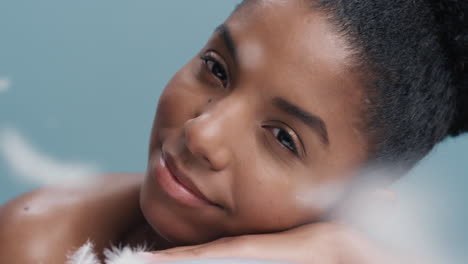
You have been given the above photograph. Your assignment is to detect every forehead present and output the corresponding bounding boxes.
[225,0,362,104]
[229,0,352,73]
[224,0,369,169]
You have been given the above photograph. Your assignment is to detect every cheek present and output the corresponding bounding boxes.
[230,162,323,233]
[152,61,211,135]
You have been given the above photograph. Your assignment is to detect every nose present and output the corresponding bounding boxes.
[183,98,242,171]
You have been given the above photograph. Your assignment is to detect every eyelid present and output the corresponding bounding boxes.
[200,50,230,87]
[263,121,306,158]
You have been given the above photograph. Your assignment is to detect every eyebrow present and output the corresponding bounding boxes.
[214,24,238,64]
[213,25,329,145]
[273,97,330,145]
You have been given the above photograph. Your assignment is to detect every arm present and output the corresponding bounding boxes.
[0,173,145,264]
[140,222,427,264]
[140,190,430,264]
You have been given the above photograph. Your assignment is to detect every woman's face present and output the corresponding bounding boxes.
[141,0,368,245]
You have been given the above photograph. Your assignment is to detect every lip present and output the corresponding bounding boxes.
[154,152,216,208]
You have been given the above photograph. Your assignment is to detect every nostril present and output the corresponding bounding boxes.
[203,156,211,165]
[200,154,220,171]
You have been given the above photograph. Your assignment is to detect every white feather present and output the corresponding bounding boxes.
[66,242,150,264]
[66,241,101,264]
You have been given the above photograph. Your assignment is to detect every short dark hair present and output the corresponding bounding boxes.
[238,0,468,172]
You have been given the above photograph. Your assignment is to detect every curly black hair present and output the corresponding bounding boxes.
[239,0,468,173]
[314,0,468,172]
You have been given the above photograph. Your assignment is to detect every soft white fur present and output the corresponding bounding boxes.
[66,241,151,264]
[66,242,292,264]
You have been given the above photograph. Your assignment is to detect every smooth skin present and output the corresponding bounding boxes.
[0,1,424,263]
[0,174,406,264]
[141,0,368,246]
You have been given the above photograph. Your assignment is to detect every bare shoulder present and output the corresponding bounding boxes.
[0,173,145,264]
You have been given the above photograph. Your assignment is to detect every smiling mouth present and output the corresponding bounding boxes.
[154,151,222,209]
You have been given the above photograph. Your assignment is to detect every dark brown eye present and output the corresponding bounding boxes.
[201,54,228,87]
[271,127,298,154]
[270,127,298,155]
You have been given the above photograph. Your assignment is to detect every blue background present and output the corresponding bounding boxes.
[0,0,466,262]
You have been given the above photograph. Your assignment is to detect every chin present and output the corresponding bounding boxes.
[139,173,219,246]
[140,203,218,246]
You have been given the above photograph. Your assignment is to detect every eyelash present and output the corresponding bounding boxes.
[263,124,301,156]
[200,52,302,158]
[200,51,229,88]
